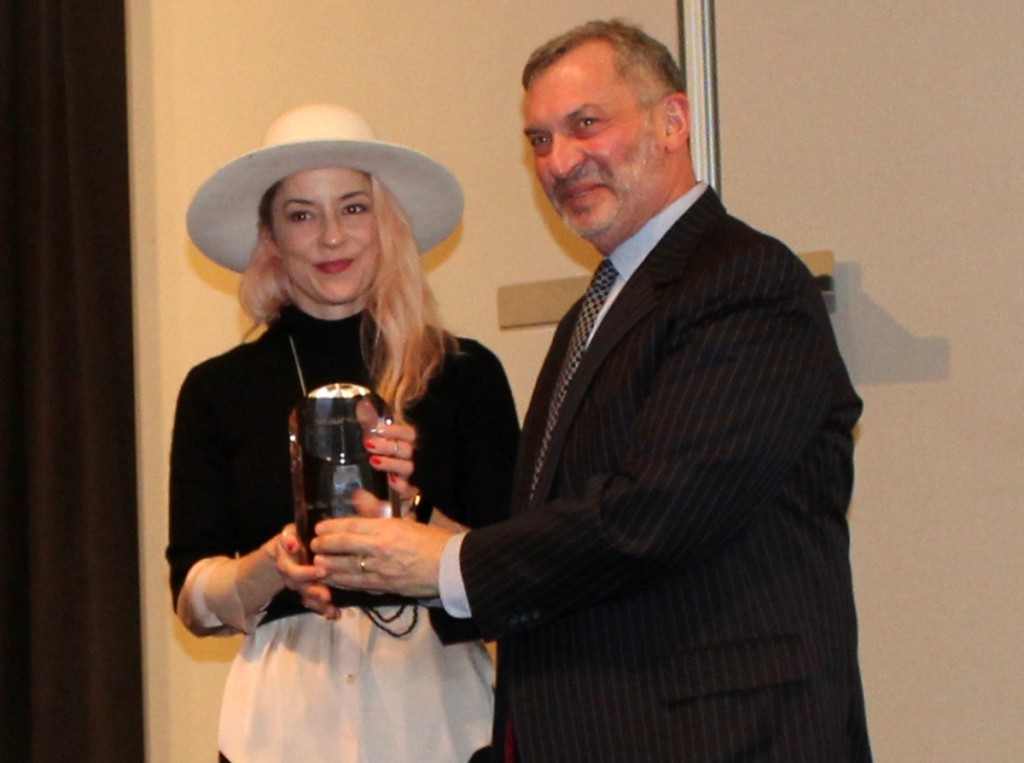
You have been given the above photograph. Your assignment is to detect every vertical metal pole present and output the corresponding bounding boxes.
[677,0,721,193]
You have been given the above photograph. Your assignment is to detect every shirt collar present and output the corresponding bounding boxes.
[608,182,709,281]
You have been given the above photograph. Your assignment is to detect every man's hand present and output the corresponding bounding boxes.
[310,491,453,599]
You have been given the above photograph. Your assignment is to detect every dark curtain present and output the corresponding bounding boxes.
[0,0,145,760]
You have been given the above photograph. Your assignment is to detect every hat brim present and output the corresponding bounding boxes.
[187,140,464,272]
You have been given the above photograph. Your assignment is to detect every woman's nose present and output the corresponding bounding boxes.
[320,215,344,247]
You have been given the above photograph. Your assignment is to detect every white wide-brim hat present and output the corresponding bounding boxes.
[186,103,464,272]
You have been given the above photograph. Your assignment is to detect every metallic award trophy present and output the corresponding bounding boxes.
[289,383,396,562]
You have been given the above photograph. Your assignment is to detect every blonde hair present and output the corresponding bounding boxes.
[239,176,455,419]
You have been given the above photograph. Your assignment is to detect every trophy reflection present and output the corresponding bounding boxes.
[289,383,396,562]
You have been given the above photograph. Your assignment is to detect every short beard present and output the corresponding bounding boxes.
[553,121,662,248]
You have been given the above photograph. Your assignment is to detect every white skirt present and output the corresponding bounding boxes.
[218,606,494,763]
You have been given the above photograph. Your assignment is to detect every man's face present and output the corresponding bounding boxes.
[524,41,674,254]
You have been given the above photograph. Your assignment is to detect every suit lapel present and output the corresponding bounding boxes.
[528,189,729,505]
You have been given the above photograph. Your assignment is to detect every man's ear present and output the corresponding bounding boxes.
[662,92,691,147]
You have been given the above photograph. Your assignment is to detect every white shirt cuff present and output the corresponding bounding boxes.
[438,532,473,619]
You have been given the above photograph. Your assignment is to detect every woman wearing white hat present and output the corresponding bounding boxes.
[167,104,519,763]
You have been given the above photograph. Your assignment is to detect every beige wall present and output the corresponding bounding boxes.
[127,2,678,761]
[127,2,1024,761]
[714,3,1024,761]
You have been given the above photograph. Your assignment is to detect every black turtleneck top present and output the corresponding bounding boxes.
[166,306,519,633]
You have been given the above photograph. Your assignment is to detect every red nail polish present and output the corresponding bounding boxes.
[388,474,397,483]
[364,439,375,451]
[369,456,382,466]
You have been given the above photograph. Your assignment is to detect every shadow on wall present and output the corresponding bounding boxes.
[832,262,950,386]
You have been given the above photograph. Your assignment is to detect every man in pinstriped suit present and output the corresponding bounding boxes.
[318,19,871,762]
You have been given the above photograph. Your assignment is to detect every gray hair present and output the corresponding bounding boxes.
[522,19,684,104]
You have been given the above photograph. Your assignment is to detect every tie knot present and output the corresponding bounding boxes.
[593,258,618,290]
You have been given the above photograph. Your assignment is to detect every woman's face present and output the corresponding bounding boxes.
[263,167,379,320]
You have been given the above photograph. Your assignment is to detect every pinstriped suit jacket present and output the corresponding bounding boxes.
[461,190,871,762]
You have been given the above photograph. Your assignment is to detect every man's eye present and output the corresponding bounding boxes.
[527,134,551,155]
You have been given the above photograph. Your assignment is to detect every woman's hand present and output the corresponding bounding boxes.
[266,525,339,620]
[364,421,418,501]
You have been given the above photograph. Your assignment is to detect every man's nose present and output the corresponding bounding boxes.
[546,136,584,179]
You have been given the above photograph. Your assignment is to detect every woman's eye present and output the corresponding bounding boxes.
[288,210,312,222]
[342,203,369,215]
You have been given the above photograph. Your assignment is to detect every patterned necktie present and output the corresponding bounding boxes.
[530,258,618,499]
